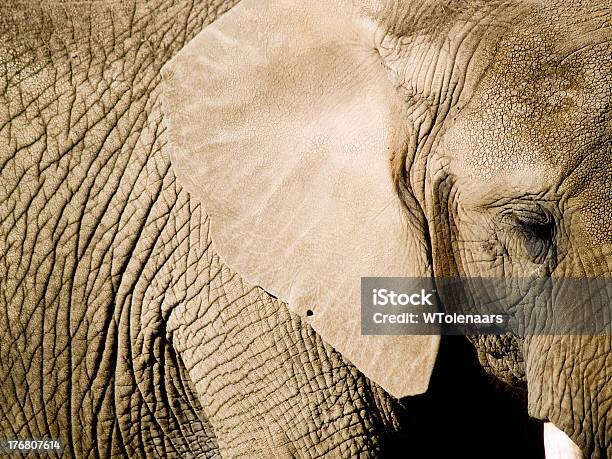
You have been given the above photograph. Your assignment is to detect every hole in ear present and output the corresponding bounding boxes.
[306,310,314,317]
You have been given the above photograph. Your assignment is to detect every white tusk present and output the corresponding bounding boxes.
[544,422,583,459]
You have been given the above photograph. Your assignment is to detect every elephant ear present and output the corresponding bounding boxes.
[160,0,439,398]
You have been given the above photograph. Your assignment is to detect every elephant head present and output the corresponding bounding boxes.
[161,0,611,456]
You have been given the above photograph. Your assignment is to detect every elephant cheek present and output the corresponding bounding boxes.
[544,423,583,459]
[524,336,611,458]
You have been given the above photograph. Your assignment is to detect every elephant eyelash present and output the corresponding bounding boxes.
[512,214,556,241]
[500,206,555,236]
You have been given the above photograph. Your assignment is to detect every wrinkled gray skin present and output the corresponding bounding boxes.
[0,1,609,458]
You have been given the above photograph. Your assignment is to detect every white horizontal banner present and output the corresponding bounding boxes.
[361,277,612,335]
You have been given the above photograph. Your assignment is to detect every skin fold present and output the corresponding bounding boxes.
[0,0,609,458]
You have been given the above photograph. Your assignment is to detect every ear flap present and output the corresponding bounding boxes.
[160,0,439,398]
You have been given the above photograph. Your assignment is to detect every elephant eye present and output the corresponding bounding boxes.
[515,214,555,241]
[503,209,556,264]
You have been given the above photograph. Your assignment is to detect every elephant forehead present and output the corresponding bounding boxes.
[439,8,612,242]
[445,12,611,183]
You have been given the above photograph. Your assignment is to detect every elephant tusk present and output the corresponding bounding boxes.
[544,422,583,459]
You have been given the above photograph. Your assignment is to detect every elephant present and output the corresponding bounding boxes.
[0,0,610,457]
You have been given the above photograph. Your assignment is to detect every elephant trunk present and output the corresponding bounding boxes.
[525,336,611,458]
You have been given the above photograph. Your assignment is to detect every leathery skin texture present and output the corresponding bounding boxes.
[0,1,230,456]
[0,0,607,458]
